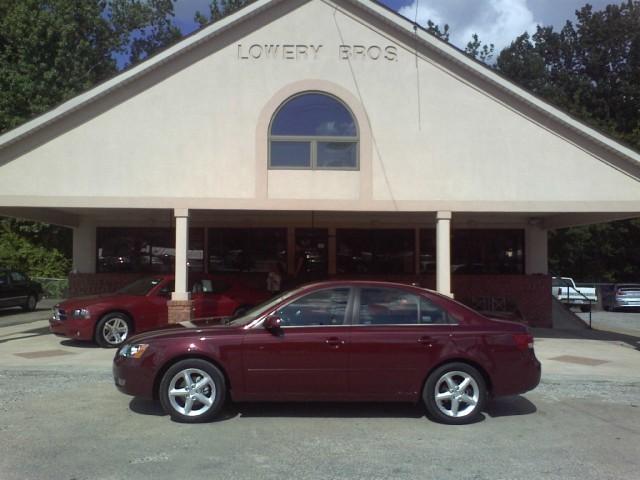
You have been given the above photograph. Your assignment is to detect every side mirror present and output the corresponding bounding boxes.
[263,315,282,332]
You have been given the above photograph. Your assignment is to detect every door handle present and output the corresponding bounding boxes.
[325,337,345,347]
[418,336,433,346]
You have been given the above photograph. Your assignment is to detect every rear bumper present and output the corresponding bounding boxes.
[492,353,541,397]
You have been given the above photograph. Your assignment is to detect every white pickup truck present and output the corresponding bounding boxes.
[552,277,597,312]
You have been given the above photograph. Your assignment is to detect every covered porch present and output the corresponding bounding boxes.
[5,206,634,327]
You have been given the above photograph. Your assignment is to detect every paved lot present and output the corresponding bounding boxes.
[0,309,639,480]
[576,310,640,337]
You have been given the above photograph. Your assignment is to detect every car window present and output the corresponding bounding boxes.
[357,288,451,325]
[0,273,8,286]
[192,279,229,294]
[275,288,350,327]
[10,272,26,282]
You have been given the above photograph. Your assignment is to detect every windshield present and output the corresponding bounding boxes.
[227,286,307,326]
[116,277,164,296]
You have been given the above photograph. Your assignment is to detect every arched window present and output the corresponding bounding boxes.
[269,92,359,170]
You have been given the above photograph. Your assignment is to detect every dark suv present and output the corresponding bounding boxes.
[0,270,43,312]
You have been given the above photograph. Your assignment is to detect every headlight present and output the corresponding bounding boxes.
[72,308,91,319]
[118,343,149,359]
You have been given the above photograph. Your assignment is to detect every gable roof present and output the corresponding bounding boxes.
[1,0,639,172]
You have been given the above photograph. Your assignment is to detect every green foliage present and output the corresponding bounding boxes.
[0,222,71,278]
[549,220,640,282]
[195,0,254,25]
[496,1,640,150]
[465,33,495,63]
[0,0,181,133]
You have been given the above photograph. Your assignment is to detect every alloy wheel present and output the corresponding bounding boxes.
[433,371,480,418]
[167,368,217,417]
[102,317,129,345]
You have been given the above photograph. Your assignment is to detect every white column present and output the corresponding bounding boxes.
[172,208,190,301]
[525,224,548,274]
[436,211,453,297]
[72,223,96,273]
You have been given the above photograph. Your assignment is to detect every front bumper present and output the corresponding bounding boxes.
[112,354,156,399]
[48,317,94,340]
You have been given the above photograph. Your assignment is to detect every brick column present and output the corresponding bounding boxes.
[167,299,194,324]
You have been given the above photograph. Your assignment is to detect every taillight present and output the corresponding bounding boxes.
[513,333,534,351]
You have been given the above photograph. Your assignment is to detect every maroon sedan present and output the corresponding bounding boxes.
[113,281,540,424]
[50,275,269,348]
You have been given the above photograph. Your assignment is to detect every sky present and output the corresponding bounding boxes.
[171,0,622,55]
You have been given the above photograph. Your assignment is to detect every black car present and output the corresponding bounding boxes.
[0,270,42,311]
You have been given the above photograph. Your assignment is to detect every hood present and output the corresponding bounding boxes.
[125,320,243,344]
[56,293,128,309]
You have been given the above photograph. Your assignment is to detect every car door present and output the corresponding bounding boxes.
[136,280,172,331]
[242,286,353,400]
[8,272,29,307]
[348,287,454,401]
[191,278,236,319]
[0,272,12,308]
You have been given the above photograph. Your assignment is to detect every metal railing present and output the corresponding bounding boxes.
[551,273,593,329]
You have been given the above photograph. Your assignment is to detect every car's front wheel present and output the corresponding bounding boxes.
[423,362,486,425]
[159,359,226,423]
[95,313,131,348]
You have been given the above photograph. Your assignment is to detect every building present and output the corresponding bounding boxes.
[1,0,639,326]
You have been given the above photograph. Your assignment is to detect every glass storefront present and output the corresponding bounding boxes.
[420,229,524,274]
[207,228,287,273]
[336,229,415,274]
[95,227,524,276]
[96,227,204,273]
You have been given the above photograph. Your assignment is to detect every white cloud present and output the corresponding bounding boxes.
[399,0,540,53]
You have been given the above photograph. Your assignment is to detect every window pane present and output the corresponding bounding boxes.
[420,297,449,324]
[358,288,419,325]
[97,227,204,273]
[271,93,356,136]
[316,142,357,168]
[295,228,328,279]
[270,141,311,168]
[420,229,524,274]
[276,288,350,326]
[207,228,287,273]
[337,229,414,274]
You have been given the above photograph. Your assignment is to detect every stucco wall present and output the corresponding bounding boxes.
[0,0,638,212]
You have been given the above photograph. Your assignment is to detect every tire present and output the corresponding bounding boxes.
[159,359,226,423]
[22,294,37,312]
[95,312,132,348]
[423,362,487,425]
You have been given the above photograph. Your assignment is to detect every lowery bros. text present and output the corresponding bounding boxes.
[237,44,398,61]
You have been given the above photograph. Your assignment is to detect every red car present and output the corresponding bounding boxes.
[113,281,541,425]
[50,275,269,348]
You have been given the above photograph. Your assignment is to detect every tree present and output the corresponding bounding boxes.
[465,33,495,63]
[496,1,640,150]
[195,0,254,25]
[0,219,71,277]
[495,1,640,282]
[0,0,181,133]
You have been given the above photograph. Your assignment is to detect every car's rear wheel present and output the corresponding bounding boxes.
[95,313,131,348]
[423,362,486,425]
[159,359,226,423]
[22,294,37,312]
